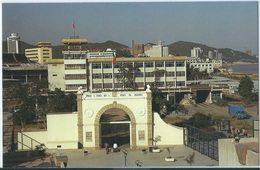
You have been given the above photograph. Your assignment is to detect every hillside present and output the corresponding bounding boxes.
[2,40,130,58]
[168,41,257,63]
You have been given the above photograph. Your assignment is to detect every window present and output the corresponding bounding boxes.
[103,73,112,79]
[115,83,123,88]
[134,72,143,77]
[103,63,112,69]
[166,72,175,77]
[166,81,175,87]
[86,132,92,142]
[155,61,164,67]
[144,62,154,67]
[92,83,102,89]
[145,72,154,77]
[135,62,143,68]
[65,64,86,70]
[155,82,164,87]
[176,61,185,67]
[138,130,145,141]
[176,81,185,86]
[176,71,185,76]
[92,63,101,69]
[104,83,112,88]
[155,71,164,77]
[52,73,57,77]
[65,74,86,80]
[92,74,102,79]
[165,61,175,67]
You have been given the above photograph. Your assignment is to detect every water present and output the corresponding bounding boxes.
[230,64,259,74]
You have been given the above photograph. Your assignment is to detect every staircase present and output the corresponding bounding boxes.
[3,119,19,153]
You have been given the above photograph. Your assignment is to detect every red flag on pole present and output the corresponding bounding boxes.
[112,56,117,65]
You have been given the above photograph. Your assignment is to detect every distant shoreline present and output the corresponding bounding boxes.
[224,62,258,67]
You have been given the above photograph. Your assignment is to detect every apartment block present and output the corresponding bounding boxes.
[25,41,52,64]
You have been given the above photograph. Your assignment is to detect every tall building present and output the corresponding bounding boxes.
[131,41,144,57]
[208,51,214,59]
[144,40,169,57]
[25,41,52,64]
[7,33,21,54]
[191,47,203,58]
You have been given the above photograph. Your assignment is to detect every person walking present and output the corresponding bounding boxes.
[105,143,109,154]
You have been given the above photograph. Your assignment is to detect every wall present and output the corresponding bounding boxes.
[18,131,47,150]
[218,137,258,166]
[48,61,65,91]
[153,112,184,145]
[246,150,259,166]
[47,113,78,149]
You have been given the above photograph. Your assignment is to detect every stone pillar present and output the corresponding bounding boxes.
[146,88,153,146]
[220,92,223,99]
[77,91,83,149]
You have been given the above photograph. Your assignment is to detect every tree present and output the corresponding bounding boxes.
[238,76,254,103]
[153,68,166,88]
[187,112,212,128]
[12,84,36,128]
[117,62,140,89]
[48,88,77,112]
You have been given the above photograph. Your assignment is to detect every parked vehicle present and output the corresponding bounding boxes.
[228,105,248,119]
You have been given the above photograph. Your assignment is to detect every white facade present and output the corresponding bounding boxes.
[144,44,169,57]
[191,47,202,58]
[190,62,214,73]
[48,59,65,91]
[48,57,187,92]
[7,33,20,54]
[87,49,116,58]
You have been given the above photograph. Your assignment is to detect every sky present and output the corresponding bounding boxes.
[2,2,258,54]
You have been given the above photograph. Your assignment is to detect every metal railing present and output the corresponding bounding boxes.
[18,132,46,150]
[183,124,224,161]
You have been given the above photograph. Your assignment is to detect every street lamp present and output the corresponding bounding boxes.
[121,149,128,167]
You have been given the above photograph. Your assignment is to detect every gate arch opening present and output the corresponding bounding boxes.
[94,102,137,149]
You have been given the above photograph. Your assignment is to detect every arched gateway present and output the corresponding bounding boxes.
[77,89,153,149]
[18,87,184,150]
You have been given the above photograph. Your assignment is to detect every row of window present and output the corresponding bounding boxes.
[65,64,86,70]
[92,71,185,79]
[92,61,185,69]
[65,84,87,90]
[65,74,86,80]
[64,54,87,59]
[91,81,185,89]
[192,64,212,67]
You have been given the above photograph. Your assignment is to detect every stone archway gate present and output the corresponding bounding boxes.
[77,89,153,149]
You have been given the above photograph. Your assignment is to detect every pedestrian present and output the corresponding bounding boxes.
[105,143,109,154]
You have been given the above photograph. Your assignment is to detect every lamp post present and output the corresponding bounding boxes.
[121,149,128,167]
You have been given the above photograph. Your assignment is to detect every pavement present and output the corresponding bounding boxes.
[47,145,218,168]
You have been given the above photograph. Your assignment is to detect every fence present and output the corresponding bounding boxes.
[184,124,224,161]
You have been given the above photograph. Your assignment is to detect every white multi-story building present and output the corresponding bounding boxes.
[191,47,203,58]
[7,33,20,54]
[189,62,214,73]
[48,37,187,92]
[144,40,169,57]
[49,57,187,92]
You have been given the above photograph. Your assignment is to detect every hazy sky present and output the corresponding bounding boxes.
[2,2,258,54]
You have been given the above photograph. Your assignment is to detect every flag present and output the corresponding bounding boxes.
[72,21,75,29]
[112,56,117,65]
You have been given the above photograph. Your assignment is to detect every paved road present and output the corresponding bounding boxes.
[48,145,218,168]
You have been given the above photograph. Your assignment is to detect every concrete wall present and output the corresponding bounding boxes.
[48,62,65,91]
[153,112,184,145]
[218,137,258,166]
[47,113,78,149]
[18,131,47,150]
